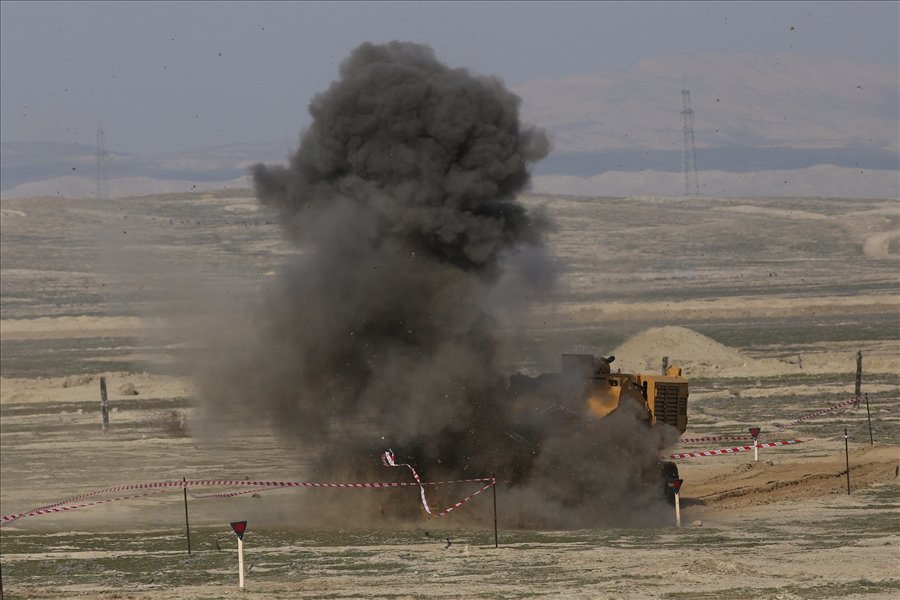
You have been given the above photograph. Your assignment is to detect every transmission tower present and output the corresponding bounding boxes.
[681,79,700,196]
[96,126,109,200]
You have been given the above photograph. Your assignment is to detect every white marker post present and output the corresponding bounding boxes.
[669,479,684,527]
[749,427,761,462]
[238,537,244,589]
[230,520,248,589]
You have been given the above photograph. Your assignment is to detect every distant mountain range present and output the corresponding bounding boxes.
[0,139,294,193]
[2,53,897,199]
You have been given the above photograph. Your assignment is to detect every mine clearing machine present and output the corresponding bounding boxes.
[509,353,689,498]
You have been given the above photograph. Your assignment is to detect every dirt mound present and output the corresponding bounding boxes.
[612,326,753,374]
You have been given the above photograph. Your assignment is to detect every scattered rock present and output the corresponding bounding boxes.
[62,374,94,388]
[690,520,703,528]
[118,383,139,395]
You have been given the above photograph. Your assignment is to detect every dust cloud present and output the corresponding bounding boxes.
[197,42,675,528]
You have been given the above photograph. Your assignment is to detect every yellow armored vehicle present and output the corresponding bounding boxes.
[507,353,688,501]
[571,354,689,433]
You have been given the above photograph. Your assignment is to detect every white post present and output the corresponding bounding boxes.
[749,428,761,463]
[674,491,682,528]
[238,537,245,588]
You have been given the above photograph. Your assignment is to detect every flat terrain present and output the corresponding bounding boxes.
[1,191,898,598]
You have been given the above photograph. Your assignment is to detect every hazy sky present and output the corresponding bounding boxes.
[2,1,897,154]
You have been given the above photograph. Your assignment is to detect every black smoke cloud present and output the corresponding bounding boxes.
[200,42,674,528]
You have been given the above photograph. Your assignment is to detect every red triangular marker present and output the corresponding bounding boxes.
[749,427,761,439]
[669,479,684,493]
[230,520,247,540]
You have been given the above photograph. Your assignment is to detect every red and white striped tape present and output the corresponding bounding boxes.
[666,439,804,460]
[766,397,858,436]
[433,479,495,517]
[380,450,497,517]
[678,435,754,444]
[1,452,495,526]
[187,486,283,500]
[382,449,432,515]
[679,397,859,447]
[1,489,172,527]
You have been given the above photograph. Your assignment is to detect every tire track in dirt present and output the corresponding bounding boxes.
[863,230,899,260]
[686,444,900,510]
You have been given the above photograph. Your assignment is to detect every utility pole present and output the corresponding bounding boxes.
[96,125,109,200]
[681,75,700,196]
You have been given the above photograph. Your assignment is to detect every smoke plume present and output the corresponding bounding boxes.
[199,42,675,528]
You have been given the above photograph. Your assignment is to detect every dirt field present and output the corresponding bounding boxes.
[1,191,898,598]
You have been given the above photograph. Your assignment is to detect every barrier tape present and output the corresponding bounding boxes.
[187,486,284,500]
[382,449,432,515]
[1,489,171,527]
[434,479,495,517]
[8,400,856,524]
[680,397,859,447]
[1,454,495,526]
[765,397,858,436]
[678,436,754,444]
[666,439,803,460]
[379,449,497,516]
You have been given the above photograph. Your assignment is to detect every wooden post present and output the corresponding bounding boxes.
[492,476,499,548]
[100,376,109,434]
[855,351,862,402]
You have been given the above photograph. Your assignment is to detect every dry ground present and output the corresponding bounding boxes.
[1,191,898,598]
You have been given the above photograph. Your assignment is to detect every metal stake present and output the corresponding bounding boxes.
[844,427,851,495]
[864,393,874,445]
[492,476,499,548]
[183,477,192,554]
